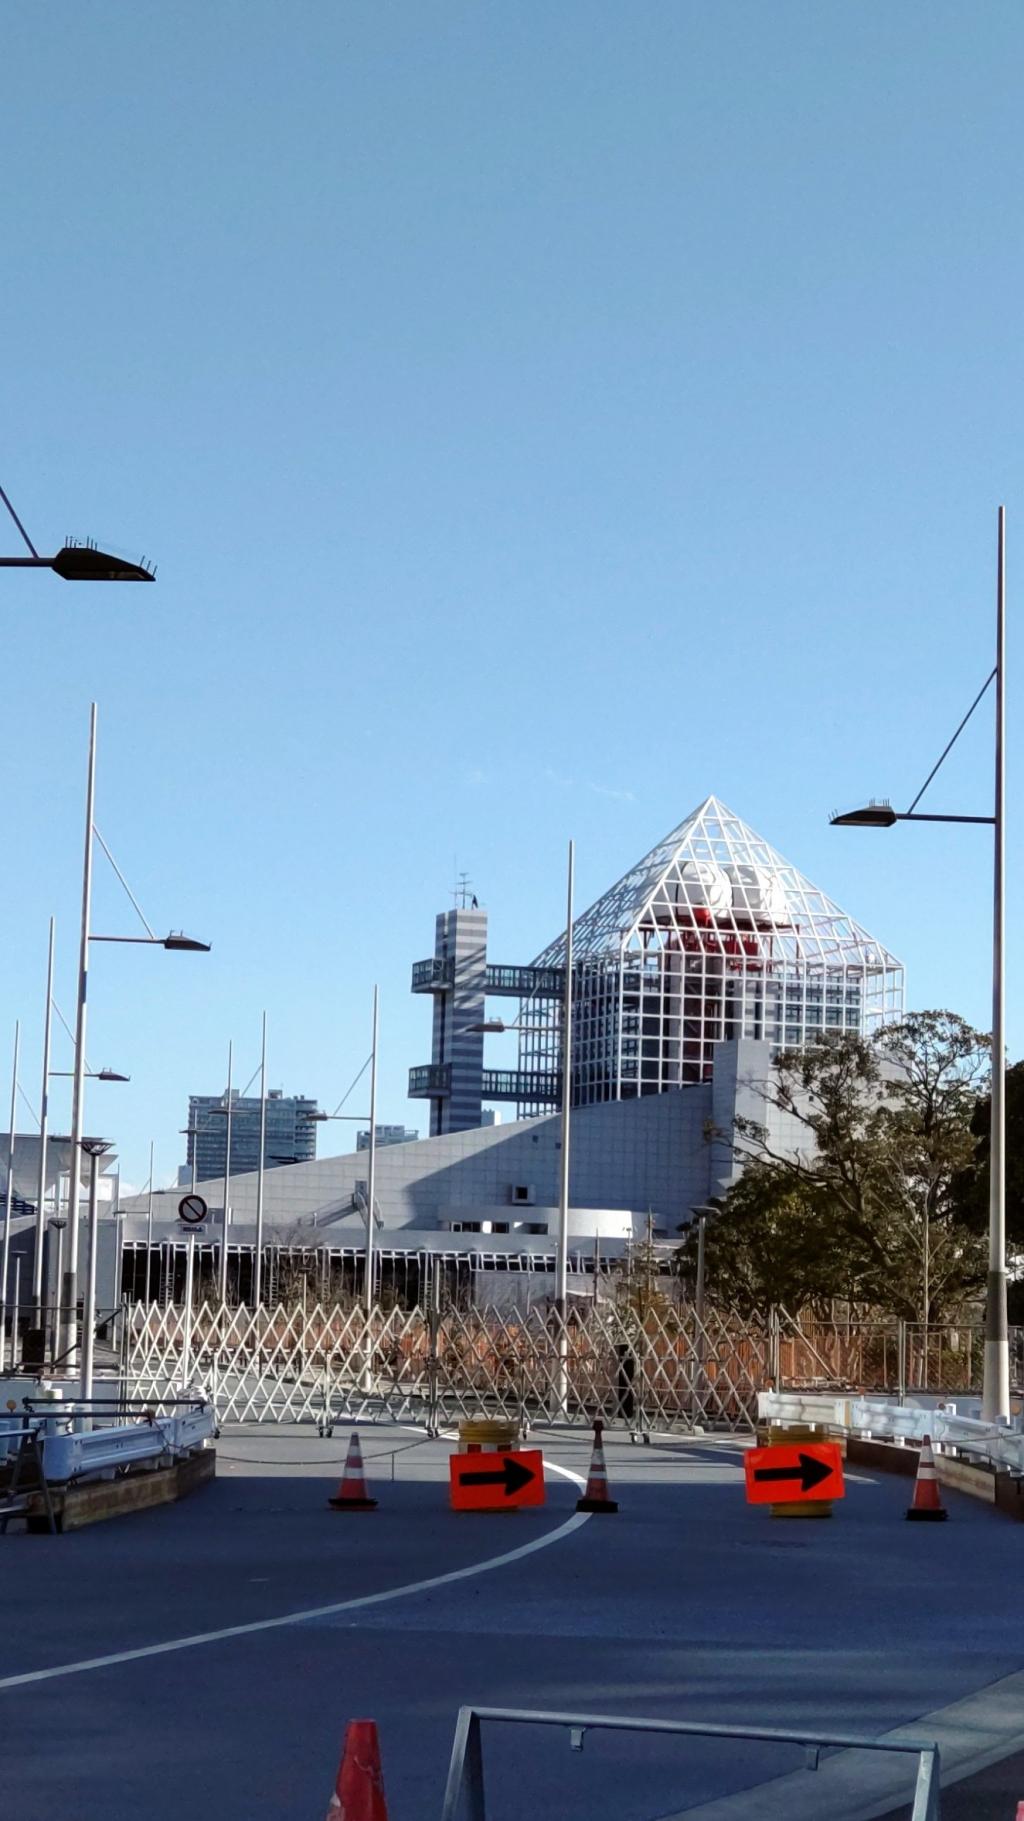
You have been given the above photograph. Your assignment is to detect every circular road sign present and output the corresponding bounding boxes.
[178,1193,208,1226]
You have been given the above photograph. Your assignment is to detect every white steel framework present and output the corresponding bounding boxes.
[520,796,904,1111]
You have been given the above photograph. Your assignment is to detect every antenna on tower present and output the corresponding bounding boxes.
[453,871,474,909]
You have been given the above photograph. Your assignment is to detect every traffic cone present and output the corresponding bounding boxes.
[328,1432,378,1511]
[325,1719,388,1820]
[576,1419,618,1513]
[906,1434,948,1522]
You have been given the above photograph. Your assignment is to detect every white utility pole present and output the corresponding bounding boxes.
[554,839,574,1418]
[1,1021,20,1369]
[33,918,55,1317]
[219,1041,233,1304]
[364,987,379,1315]
[65,703,98,1361]
[254,1011,267,1307]
[983,505,1009,1421]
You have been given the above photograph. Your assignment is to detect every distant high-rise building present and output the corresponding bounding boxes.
[185,1089,317,1182]
[356,1125,418,1151]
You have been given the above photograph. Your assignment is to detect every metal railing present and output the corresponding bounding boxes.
[483,963,563,998]
[777,1318,1024,1399]
[440,1706,940,1820]
[411,958,453,991]
[760,1389,1024,1476]
[0,1393,215,1481]
[480,1067,560,1103]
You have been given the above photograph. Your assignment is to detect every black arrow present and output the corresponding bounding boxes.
[753,1453,835,1494]
[461,1456,536,1497]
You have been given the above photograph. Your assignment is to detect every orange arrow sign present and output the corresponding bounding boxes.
[450,1448,546,1511]
[744,1441,845,1505]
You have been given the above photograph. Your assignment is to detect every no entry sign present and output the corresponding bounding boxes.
[449,1449,546,1512]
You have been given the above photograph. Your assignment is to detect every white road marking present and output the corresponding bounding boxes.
[0,1457,588,1693]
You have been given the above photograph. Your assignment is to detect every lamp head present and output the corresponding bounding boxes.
[163,932,211,952]
[51,541,155,582]
[829,799,898,829]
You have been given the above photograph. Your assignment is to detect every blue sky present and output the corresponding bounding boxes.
[1,3,1020,1191]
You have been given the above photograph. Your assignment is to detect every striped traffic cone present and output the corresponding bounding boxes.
[906,1434,948,1522]
[325,1719,388,1819]
[576,1419,618,1513]
[328,1432,378,1511]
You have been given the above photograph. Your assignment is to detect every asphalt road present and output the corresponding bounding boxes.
[1,1426,1022,1820]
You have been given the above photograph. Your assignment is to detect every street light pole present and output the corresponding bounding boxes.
[1,1022,20,1369]
[985,506,1009,1422]
[33,919,55,1318]
[79,1138,112,1402]
[555,838,575,1418]
[830,507,1009,1421]
[64,702,97,1363]
[145,1140,155,1301]
[365,987,379,1315]
[219,1041,233,1304]
[254,1011,267,1307]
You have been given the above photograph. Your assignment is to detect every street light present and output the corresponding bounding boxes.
[62,703,210,1364]
[302,1112,372,1122]
[1,541,155,582]
[50,1068,130,1081]
[91,933,210,951]
[0,482,155,582]
[78,1138,113,1402]
[462,1019,547,1035]
[47,1215,68,1343]
[830,506,1008,1422]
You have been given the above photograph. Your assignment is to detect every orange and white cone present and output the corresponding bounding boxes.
[328,1432,378,1511]
[576,1419,618,1513]
[906,1434,947,1522]
[325,1719,388,1820]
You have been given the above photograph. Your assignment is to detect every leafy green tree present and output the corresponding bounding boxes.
[681,1013,989,1321]
[950,1059,1024,1256]
[676,1168,858,1317]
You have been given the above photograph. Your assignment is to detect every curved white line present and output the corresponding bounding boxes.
[0,1464,589,1693]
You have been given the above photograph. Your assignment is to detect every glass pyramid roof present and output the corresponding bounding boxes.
[534,795,902,975]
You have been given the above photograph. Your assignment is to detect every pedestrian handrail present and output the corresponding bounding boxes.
[439,1705,940,1819]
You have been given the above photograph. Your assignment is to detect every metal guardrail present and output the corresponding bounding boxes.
[758,1390,1024,1477]
[439,1706,941,1820]
[1,1395,215,1483]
